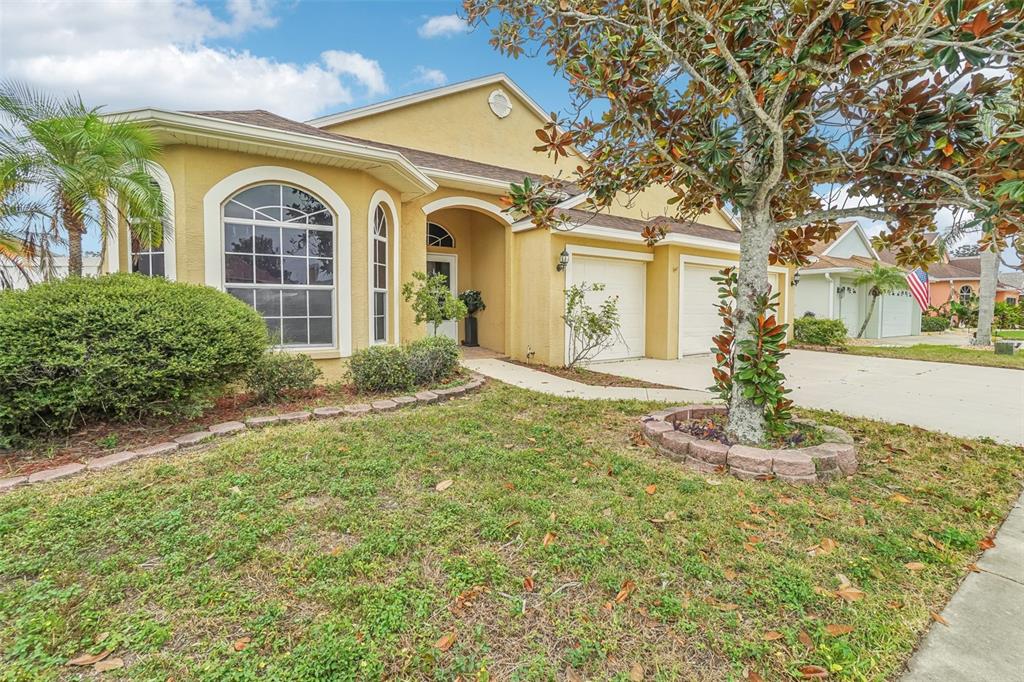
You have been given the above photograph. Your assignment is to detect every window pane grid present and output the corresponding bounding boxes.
[371,205,388,343]
[223,183,335,349]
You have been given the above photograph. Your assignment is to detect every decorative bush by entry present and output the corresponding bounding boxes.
[348,345,414,393]
[407,336,460,385]
[794,317,848,346]
[921,315,951,332]
[0,274,268,444]
[246,352,322,402]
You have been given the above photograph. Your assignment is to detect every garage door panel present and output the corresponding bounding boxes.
[881,290,913,337]
[680,264,781,356]
[570,256,645,362]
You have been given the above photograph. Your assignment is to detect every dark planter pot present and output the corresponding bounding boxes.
[463,315,479,347]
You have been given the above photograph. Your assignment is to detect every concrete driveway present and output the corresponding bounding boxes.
[587,349,1024,445]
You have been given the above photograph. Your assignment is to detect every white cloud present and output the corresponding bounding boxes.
[0,0,385,120]
[411,66,448,88]
[417,14,468,39]
[321,51,388,96]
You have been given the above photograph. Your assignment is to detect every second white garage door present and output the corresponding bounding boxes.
[880,290,914,337]
[569,255,646,362]
[679,264,782,356]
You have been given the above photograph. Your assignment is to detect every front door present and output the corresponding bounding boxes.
[426,254,458,341]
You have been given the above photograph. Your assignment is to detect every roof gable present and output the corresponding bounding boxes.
[822,222,878,259]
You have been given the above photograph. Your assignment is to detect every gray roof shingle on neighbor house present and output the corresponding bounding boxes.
[554,208,741,244]
[186,109,582,195]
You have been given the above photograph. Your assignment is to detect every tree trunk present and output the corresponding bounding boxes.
[857,295,877,338]
[62,197,85,278]
[973,248,998,346]
[726,207,774,446]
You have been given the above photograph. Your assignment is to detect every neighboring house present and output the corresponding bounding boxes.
[924,254,1022,309]
[793,222,922,338]
[101,74,794,376]
[0,255,102,290]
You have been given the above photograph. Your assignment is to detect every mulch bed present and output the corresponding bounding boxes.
[1,374,472,478]
[504,360,676,389]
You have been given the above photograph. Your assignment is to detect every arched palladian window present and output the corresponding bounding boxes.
[427,222,455,248]
[371,204,389,343]
[222,183,335,347]
[959,285,974,305]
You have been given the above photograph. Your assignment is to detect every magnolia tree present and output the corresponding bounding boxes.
[466,0,1024,444]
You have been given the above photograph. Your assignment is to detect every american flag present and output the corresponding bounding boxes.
[906,268,929,310]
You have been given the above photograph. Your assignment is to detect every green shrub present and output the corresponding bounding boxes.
[348,345,413,393]
[407,336,460,385]
[245,352,322,402]
[994,301,1024,329]
[793,317,848,346]
[0,274,267,444]
[921,315,951,332]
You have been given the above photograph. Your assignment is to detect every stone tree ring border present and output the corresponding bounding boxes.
[640,405,858,484]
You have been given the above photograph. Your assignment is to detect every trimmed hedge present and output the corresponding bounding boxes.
[407,336,460,385]
[921,315,951,332]
[0,274,268,444]
[246,352,322,402]
[348,336,462,393]
[794,317,848,346]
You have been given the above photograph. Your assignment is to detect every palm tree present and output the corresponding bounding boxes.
[0,168,58,288]
[852,262,910,338]
[0,82,166,277]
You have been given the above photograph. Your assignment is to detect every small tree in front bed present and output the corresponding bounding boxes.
[402,270,467,336]
[563,282,621,369]
[853,263,910,338]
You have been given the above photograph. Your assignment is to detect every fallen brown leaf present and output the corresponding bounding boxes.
[979,535,996,550]
[67,650,112,666]
[798,664,829,678]
[435,631,457,652]
[746,671,766,682]
[905,561,926,571]
[825,624,854,636]
[819,538,838,553]
[435,479,454,492]
[931,612,950,626]
[615,580,636,604]
[524,575,535,592]
[644,484,657,495]
[762,630,784,641]
[232,637,251,652]
[890,493,912,504]
[542,532,557,547]
[629,662,645,681]
[836,585,866,602]
[724,568,737,581]
[798,630,814,650]
[94,658,124,673]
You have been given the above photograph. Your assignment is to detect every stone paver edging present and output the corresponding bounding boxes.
[0,374,487,495]
[641,405,858,484]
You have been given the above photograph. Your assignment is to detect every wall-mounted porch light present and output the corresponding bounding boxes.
[556,248,570,272]
[791,272,801,287]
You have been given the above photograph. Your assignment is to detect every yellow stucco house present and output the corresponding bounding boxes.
[105,74,793,378]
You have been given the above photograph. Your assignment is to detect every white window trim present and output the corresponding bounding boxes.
[368,190,400,345]
[203,166,352,357]
[678,254,790,358]
[105,161,177,280]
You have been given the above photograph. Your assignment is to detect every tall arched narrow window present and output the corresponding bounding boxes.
[959,285,974,305]
[371,204,389,343]
[222,183,335,348]
[129,180,166,277]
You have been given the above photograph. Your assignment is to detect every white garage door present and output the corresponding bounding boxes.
[881,290,914,337]
[569,255,645,362]
[679,263,781,356]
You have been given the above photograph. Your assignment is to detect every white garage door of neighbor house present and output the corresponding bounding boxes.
[881,290,914,337]
[569,255,646,362]
[680,264,781,356]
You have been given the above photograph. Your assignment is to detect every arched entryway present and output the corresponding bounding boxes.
[421,197,510,354]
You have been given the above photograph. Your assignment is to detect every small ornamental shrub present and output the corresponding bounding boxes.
[563,283,621,369]
[994,301,1023,329]
[407,336,460,385]
[402,271,467,334]
[459,290,486,316]
[348,345,414,393]
[921,315,951,332]
[793,317,848,346]
[246,352,322,402]
[0,273,267,444]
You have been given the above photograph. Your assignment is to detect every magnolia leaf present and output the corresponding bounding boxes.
[435,479,454,492]
[542,532,557,547]
[94,658,124,673]
[629,662,645,681]
[931,612,950,626]
[645,484,657,495]
[67,650,112,666]
[905,561,926,571]
[762,630,784,641]
[435,631,457,651]
[825,624,854,636]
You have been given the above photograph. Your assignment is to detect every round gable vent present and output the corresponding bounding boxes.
[488,89,512,118]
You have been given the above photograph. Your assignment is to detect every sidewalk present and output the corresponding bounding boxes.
[461,358,712,403]
[902,495,1024,681]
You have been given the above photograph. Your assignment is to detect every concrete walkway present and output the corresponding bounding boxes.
[462,358,712,404]
[465,352,1024,680]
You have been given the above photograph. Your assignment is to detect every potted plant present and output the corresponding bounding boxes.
[459,290,486,347]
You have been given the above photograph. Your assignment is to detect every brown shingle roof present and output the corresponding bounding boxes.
[554,208,740,244]
[187,109,581,194]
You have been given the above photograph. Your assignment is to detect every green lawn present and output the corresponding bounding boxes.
[1,385,1021,680]
[843,343,1024,369]
[995,329,1024,340]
